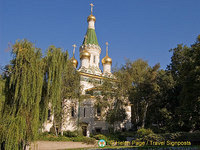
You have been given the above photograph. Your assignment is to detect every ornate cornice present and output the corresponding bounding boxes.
[79,44,101,53]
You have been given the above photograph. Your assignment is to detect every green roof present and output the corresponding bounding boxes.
[82,28,99,46]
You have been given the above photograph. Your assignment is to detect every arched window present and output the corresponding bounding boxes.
[84,108,86,117]
[93,55,96,63]
[71,106,75,117]
[97,107,101,116]
[47,109,51,120]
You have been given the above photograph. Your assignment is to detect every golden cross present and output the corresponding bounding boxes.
[72,44,76,57]
[106,42,109,56]
[90,3,94,14]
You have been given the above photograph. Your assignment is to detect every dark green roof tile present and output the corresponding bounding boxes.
[82,29,99,46]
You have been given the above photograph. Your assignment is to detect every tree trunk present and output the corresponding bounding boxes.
[142,103,149,128]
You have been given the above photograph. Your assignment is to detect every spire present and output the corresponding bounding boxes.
[82,3,99,46]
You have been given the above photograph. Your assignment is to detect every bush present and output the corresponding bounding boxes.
[136,128,164,142]
[82,137,96,145]
[72,136,96,145]
[93,134,108,141]
[63,130,78,137]
[162,131,200,145]
[137,128,154,136]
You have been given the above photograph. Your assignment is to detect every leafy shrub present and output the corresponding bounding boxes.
[137,128,154,136]
[162,131,200,145]
[72,136,96,144]
[82,137,96,145]
[136,128,164,142]
[93,134,108,141]
[63,130,78,137]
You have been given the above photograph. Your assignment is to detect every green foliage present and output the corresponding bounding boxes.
[93,134,108,141]
[0,40,81,149]
[40,46,80,134]
[63,130,79,137]
[167,35,200,132]
[72,136,96,144]
[124,59,160,129]
[95,75,128,131]
[40,46,66,128]
[106,99,127,129]
[0,75,5,113]
[0,40,44,149]
[38,132,96,144]
[162,131,200,145]
[137,128,154,136]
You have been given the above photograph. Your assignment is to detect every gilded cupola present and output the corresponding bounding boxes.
[102,42,112,65]
[80,35,91,60]
[71,44,78,68]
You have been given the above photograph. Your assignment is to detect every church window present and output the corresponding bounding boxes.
[93,55,96,63]
[71,106,75,117]
[95,128,102,134]
[84,108,86,117]
[47,109,51,120]
[97,107,101,116]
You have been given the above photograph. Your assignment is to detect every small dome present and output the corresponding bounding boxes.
[87,15,96,22]
[102,56,112,65]
[80,50,91,59]
[71,57,78,68]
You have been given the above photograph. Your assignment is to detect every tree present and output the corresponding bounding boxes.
[167,35,200,131]
[0,75,5,113]
[93,73,128,132]
[129,60,160,129]
[40,45,80,135]
[0,41,81,149]
[146,70,176,133]
[0,40,44,149]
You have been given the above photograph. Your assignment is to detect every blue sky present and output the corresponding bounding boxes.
[0,0,200,70]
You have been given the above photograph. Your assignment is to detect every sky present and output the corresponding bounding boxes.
[0,0,200,70]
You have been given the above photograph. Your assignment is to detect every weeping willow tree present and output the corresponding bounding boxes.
[40,46,80,135]
[0,40,81,149]
[40,46,64,134]
[0,75,5,113]
[0,40,44,150]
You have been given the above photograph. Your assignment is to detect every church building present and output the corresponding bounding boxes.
[44,3,132,136]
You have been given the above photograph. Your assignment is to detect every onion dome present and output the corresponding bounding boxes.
[102,42,112,65]
[71,44,78,68]
[87,14,96,22]
[102,55,112,65]
[71,57,78,68]
[80,35,91,60]
[80,49,91,59]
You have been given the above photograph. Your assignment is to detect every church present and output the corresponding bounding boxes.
[44,3,132,136]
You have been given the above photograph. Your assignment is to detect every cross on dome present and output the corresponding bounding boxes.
[72,44,77,57]
[106,42,109,56]
[90,3,94,14]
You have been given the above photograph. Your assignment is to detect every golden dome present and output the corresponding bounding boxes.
[102,55,112,65]
[80,50,91,59]
[71,57,78,68]
[87,15,96,22]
